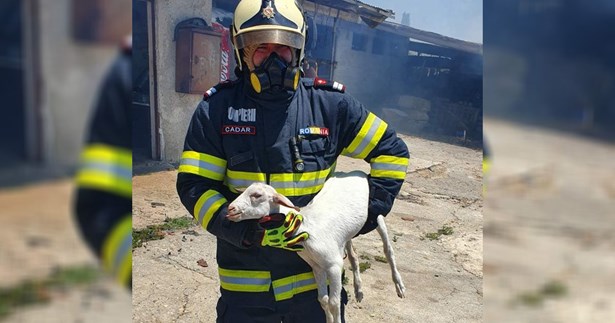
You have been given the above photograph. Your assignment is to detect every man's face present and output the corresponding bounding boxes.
[252,43,293,67]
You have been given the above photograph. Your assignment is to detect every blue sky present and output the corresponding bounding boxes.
[365,0,483,43]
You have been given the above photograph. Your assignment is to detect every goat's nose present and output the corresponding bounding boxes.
[228,205,236,212]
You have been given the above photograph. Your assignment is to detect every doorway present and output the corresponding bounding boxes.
[133,0,159,162]
[0,0,27,167]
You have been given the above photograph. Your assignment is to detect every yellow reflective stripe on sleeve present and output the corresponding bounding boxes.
[102,215,132,286]
[269,167,333,196]
[225,169,266,192]
[76,144,132,197]
[370,170,407,179]
[178,151,227,181]
[194,190,227,229]
[272,272,317,301]
[342,113,388,159]
[370,155,409,180]
[483,158,491,174]
[483,158,491,196]
[218,268,271,292]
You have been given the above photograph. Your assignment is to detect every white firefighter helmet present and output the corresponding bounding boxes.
[231,0,307,72]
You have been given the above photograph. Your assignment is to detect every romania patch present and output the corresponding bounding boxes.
[299,127,329,137]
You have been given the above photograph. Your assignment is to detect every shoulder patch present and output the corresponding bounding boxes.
[312,77,346,93]
[203,80,238,101]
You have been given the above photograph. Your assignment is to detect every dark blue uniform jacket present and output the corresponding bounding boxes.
[176,78,409,308]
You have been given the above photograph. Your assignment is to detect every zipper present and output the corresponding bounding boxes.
[257,106,270,184]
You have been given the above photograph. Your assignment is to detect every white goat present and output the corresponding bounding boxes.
[227,170,405,323]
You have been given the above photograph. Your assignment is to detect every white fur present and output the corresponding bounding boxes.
[227,171,405,323]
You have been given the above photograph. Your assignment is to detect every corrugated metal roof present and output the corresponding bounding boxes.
[310,0,394,20]
[379,21,483,55]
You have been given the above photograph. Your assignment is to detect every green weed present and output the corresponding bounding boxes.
[133,217,195,248]
[359,261,371,273]
[424,225,454,241]
[0,265,100,319]
[374,255,388,263]
[515,280,568,307]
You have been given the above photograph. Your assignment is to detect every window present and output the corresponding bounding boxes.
[311,24,333,58]
[351,32,367,51]
[372,36,385,55]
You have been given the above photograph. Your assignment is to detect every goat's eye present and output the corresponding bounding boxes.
[250,193,262,199]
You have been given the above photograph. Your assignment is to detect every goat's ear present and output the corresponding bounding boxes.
[273,193,300,211]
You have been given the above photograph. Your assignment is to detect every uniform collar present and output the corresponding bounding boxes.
[242,75,296,108]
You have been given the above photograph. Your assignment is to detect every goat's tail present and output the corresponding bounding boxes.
[376,215,406,298]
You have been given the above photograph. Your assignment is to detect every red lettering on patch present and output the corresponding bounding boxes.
[222,125,256,135]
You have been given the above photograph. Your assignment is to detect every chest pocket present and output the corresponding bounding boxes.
[223,136,256,169]
[299,138,330,170]
[224,143,261,193]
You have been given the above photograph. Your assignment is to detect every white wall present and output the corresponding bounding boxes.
[38,0,117,167]
[153,0,213,162]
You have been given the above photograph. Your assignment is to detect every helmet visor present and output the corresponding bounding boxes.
[235,29,304,50]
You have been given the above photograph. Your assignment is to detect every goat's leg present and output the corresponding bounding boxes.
[326,262,344,323]
[376,215,406,298]
[313,268,333,323]
[345,240,363,302]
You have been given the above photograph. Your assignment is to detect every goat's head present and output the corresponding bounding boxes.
[226,183,299,222]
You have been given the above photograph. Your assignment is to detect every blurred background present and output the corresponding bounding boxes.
[484,0,615,322]
[0,0,130,322]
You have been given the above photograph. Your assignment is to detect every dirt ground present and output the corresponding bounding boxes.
[483,118,615,322]
[132,133,484,322]
[0,177,132,323]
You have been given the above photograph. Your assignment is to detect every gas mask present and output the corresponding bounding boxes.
[249,52,301,94]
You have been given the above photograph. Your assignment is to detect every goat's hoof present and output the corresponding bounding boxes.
[396,284,406,298]
[355,291,364,302]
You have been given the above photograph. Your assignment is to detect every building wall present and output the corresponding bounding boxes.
[303,3,408,117]
[38,0,117,167]
[332,21,407,118]
[153,0,213,162]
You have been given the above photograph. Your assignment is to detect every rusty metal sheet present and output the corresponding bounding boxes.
[190,31,222,93]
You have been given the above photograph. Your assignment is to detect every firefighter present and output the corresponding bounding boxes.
[176,0,409,321]
[483,138,491,195]
[74,38,132,289]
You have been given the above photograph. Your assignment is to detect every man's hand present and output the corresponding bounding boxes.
[259,211,309,251]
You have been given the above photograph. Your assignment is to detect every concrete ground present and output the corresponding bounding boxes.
[0,177,132,323]
[132,133,484,322]
[484,118,615,322]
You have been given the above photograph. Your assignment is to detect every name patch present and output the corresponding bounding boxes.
[228,107,256,122]
[222,125,256,135]
[299,127,329,137]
